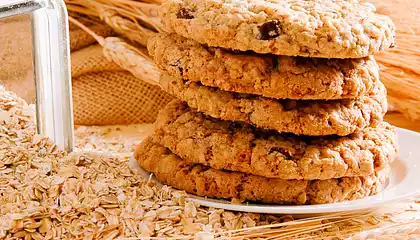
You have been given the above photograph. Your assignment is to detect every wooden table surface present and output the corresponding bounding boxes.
[385,112,420,132]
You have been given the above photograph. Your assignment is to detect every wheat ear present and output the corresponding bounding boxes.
[68,16,160,87]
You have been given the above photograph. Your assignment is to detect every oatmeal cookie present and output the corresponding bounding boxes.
[160,0,395,58]
[149,33,380,100]
[134,138,390,204]
[152,100,396,180]
[160,74,387,136]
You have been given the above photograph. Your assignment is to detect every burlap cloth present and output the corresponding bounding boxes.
[0,15,34,102]
[0,15,173,125]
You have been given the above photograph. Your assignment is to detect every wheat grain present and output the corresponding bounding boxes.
[102,37,160,86]
[349,221,420,240]
[69,16,160,87]
[99,8,157,46]
[65,0,163,34]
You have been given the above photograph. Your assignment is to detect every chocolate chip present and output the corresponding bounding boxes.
[327,120,333,126]
[258,20,282,40]
[269,147,293,159]
[169,61,183,76]
[176,7,195,19]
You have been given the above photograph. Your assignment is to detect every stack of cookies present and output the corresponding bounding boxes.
[135,0,398,204]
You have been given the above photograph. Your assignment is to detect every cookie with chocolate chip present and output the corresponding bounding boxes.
[151,100,397,180]
[160,0,395,58]
[134,137,390,204]
[160,73,387,136]
[149,33,380,100]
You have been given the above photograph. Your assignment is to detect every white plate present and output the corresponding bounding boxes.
[129,127,420,215]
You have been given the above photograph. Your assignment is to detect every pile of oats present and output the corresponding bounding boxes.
[0,87,418,239]
[0,88,273,239]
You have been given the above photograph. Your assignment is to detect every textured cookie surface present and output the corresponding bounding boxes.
[160,0,395,58]
[153,100,397,180]
[160,74,387,136]
[149,33,380,100]
[135,138,389,204]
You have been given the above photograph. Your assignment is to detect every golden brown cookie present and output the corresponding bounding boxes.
[134,137,390,205]
[160,74,387,136]
[153,100,397,180]
[160,0,395,58]
[148,33,380,100]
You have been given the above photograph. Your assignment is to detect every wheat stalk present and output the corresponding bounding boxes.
[99,8,158,46]
[102,37,160,86]
[68,16,160,87]
[213,214,420,240]
[348,220,420,240]
[65,0,163,29]
[66,0,163,46]
[213,210,391,239]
